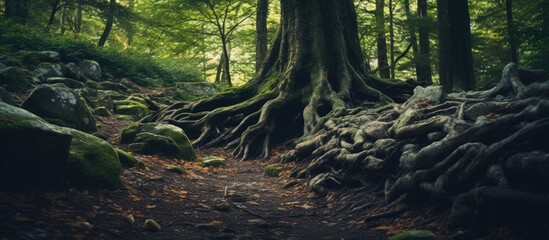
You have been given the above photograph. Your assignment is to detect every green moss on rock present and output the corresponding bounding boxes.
[120,123,195,160]
[115,148,139,168]
[200,156,226,167]
[58,127,123,189]
[389,230,437,240]
[265,164,282,177]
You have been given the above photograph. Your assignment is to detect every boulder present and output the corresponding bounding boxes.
[46,77,85,89]
[0,86,16,105]
[176,82,218,97]
[0,102,71,190]
[115,149,140,168]
[120,123,196,159]
[0,66,33,92]
[78,60,102,81]
[21,83,96,132]
[113,96,150,120]
[65,62,84,81]
[389,230,437,240]
[36,62,64,79]
[94,106,112,117]
[58,127,123,189]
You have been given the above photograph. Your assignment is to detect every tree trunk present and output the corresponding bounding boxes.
[506,0,518,63]
[256,0,268,74]
[98,0,116,47]
[375,0,390,79]
[46,0,61,32]
[417,0,432,84]
[388,0,395,79]
[215,52,225,84]
[4,0,29,24]
[437,0,475,92]
[147,0,411,160]
[127,0,135,46]
[221,38,232,86]
[404,0,420,80]
[75,0,82,35]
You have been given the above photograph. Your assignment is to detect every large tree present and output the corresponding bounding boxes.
[437,0,475,92]
[147,0,411,160]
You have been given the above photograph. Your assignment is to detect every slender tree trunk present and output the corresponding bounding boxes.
[388,0,395,79]
[74,0,82,35]
[375,0,390,78]
[417,0,432,84]
[256,0,269,74]
[5,0,29,24]
[127,0,135,46]
[215,52,225,84]
[98,0,116,47]
[437,0,475,92]
[506,0,518,63]
[221,37,232,86]
[404,0,420,81]
[60,5,66,34]
[46,0,61,31]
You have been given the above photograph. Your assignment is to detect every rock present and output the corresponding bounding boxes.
[97,81,128,92]
[176,82,218,97]
[115,148,139,168]
[59,127,123,189]
[65,62,84,81]
[21,83,96,132]
[389,230,437,240]
[166,165,185,174]
[78,60,102,81]
[503,151,549,187]
[144,219,161,232]
[37,62,64,79]
[200,156,226,167]
[0,66,32,92]
[120,123,196,159]
[265,164,282,177]
[94,107,112,117]
[0,86,16,105]
[113,96,150,120]
[362,121,391,140]
[92,131,108,140]
[46,77,85,89]
[0,103,71,190]
[18,50,60,63]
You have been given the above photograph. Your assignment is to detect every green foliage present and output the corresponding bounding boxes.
[264,164,282,177]
[199,156,226,167]
[0,20,202,84]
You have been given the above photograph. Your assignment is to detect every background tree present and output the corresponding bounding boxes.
[416,0,432,84]
[437,0,475,92]
[98,0,116,47]
[255,0,268,74]
[506,0,518,63]
[375,0,390,78]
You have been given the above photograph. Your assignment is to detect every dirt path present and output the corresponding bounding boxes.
[0,117,390,240]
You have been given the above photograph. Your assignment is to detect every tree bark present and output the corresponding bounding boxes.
[127,0,135,46]
[4,0,29,24]
[46,0,61,32]
[506,0,518,63]
[98,0,116,47]
[147,0,411,160]
[256,0,268,74]
[404,0,420,81]
[375,0,390,79]
[388,0,395,79]
[75,0,83,35]
[437,0,475,92]
[417,0,432,84]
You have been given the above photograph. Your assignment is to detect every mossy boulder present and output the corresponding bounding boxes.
[97,81,128,92]
[78,60,102,81]
[21,83,96,132]
[265,164,282,177]
[120,123,196,160]
[113,96,150,120]
[389,230,437,240]
[115,148,140,168]
[46,77,85,89]
[0,102,72,190]
[0,86,16,105]
[94,106,112,117]
[0,66,33,92]
[36,62,64,79]
[199,156,226,167]
[58,127,123,189]
[176,82,218,97]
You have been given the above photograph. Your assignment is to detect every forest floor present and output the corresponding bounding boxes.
[0,115,466,240]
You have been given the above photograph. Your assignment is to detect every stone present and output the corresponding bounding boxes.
[97,81,128,92]
[0,86,16,105]
[200,156,226,167]
[21,83,96,132]
[115,148,139,168]
[265,164,282,177]
[113,96,150,120]
[46,77,85,89]
[37,62,64,78]
[94,107,112,117]
[504,151,549,186]
[78,60,102,81]
[166,165,185,174]
[144,219,161,232]
[0,103,71,190]
[59,127,123,189]
[65,62,84,81]
[0,66,32,92]
[389,230,437,240]
[176,82,218,97]
[120,123,196,159]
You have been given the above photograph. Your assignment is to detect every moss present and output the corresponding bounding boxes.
[174,89,194,101]
[115,148,139,168]
[257,71,281,95]
[389,230,437,240]
[59,127,122,189]
[200,156,226,167]
[120,123,141,144]
[265,164,282,177]
[120,123,195,160]
[166,165,185,174]
[130,132,182,155]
